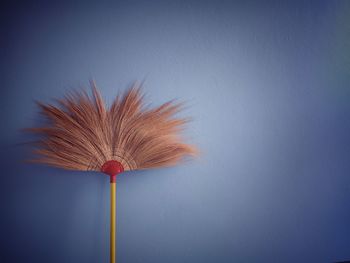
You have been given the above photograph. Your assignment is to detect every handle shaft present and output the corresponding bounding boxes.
[110,182,116,263]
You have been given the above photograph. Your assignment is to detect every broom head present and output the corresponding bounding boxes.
[26,81,196,178]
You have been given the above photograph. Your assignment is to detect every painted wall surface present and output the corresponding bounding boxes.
[1,1,350,262]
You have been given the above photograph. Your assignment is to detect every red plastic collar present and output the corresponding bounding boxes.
[101,160,124,182]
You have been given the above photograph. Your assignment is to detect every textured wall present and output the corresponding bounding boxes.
[1,1,350,262]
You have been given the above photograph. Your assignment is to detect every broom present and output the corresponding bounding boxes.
[26,81,196,263]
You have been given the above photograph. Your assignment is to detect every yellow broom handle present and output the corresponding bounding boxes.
[101,161,123,263]
[110,181,116,263]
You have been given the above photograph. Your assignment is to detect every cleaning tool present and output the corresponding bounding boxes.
[27,81,196,263]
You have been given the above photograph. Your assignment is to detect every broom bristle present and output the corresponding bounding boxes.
[27,82,197,172]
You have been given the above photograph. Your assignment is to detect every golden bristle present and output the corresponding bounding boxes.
[27,82,197,172]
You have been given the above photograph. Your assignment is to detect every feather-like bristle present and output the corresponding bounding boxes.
[27,82,197,172]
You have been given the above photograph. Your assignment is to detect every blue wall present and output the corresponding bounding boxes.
[1,1,350,262]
